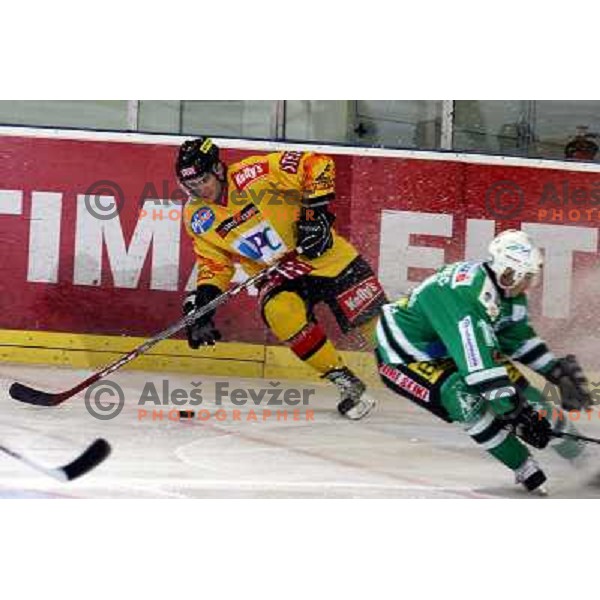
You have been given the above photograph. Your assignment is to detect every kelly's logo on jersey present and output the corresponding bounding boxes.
[215,203,260,238]
[233,223,286,263]
[190,207,216,235]
[231,162,269,191]
[337,276,385,322]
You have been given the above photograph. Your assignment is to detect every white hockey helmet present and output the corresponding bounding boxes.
[487,229,543,292]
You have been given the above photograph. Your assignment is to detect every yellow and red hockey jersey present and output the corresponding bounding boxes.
[183,150,358,291]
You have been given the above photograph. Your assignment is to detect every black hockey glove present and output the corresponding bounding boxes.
[295,205,335,259]
[183,285,222,348]
[509,403,552,449]
[546,355,592,411]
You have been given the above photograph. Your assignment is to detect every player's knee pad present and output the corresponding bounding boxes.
[262,291,330,362]
[464,409,510,451]
[287,321,329,362]
[262,291,309,341]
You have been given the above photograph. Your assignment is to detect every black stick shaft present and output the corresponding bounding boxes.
[551,430,600,445]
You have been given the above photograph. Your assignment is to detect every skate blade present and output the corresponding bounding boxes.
[344,396,376,420]
[531,485,549,497]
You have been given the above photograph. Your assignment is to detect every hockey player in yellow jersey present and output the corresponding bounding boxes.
[176,137,388,419]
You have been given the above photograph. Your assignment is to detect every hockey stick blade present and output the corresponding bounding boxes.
[57,438,111,481]
[0,438,111,482]
[9,382,70,406]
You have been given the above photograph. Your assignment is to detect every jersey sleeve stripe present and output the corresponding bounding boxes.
[510,337,544,359]
[382,305,432,362]
[376,320,405,364]
[379,313,415,363]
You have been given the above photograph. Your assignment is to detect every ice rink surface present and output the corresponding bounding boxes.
[1,363,600,499]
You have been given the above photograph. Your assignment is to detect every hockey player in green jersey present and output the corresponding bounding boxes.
[375,229,593,493]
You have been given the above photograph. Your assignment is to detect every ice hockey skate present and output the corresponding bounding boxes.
[323,367,376,420]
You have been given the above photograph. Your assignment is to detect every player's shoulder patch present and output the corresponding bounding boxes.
[303,153,335,197]
[229,155,270,191]
[451,261,482,288]
[189,205,216,235]
[278,150,304,174]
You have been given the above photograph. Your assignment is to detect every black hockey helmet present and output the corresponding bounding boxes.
[175,137,220,183]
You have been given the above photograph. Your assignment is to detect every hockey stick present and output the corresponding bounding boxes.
[550,430,600,446]
[0,438,111,482]
[9,252,303,407]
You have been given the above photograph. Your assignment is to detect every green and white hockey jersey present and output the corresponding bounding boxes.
[376,260,556,397]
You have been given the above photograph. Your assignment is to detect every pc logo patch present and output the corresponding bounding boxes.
[190,207,216,235]
[233,223,286,263]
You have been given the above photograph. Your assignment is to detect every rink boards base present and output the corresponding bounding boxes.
[0,329,382,386]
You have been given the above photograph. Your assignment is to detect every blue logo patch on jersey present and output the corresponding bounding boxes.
[237,240,263,260]
[190,207,215,235]
[233,224,286,263]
